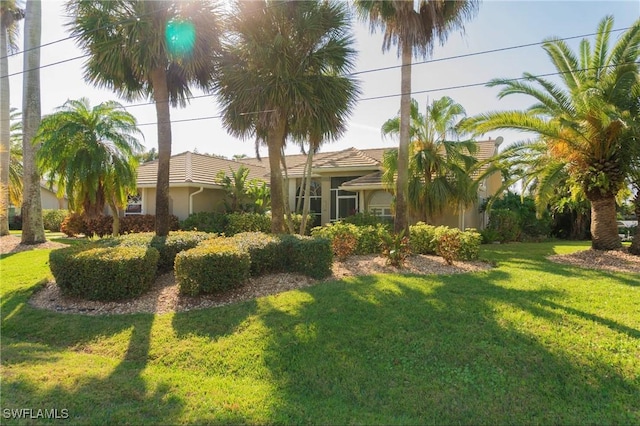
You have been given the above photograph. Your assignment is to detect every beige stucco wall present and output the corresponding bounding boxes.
[141,186,226,220]
[40,188,67,210]
[191,188,226,214]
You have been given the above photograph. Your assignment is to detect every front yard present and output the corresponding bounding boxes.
[1,241,639,424]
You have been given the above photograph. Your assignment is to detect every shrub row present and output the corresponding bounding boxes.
[311,222,392,257]
[180,212,315,235]
[61,213,180,237]
[175,232,332,296]
[50,245,159,301]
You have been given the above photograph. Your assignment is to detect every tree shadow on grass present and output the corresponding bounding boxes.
[249,270,639,424]
[2,300,185,423]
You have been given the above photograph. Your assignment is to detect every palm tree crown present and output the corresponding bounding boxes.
[66,0,222,236]
[462,16,640,250]
[36,98,142,235]
[381,96,478,221]
[214,0,359,233]
[356,0,480,234]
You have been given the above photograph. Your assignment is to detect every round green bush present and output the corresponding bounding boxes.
[175,239,250,296]
[50,245,159,301]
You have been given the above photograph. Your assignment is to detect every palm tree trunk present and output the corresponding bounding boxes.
[395,39,412,235]
[0,24,10,236]
[108,198,120,237]
[267,121,285,234]
[299,148,314,235]
[280,147,294,234]
[20,0,44,244]
[629,193,640,255]
[150,67,172,237]
[589,196,621,250]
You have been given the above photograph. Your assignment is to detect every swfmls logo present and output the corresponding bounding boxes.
[2,408,69,420]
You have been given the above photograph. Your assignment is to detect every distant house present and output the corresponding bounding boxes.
[130,138,504,230]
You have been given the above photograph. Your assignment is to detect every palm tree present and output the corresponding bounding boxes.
[8,107,22,206]
[20,0,44,244]
[462,16,640,250]
[67,0,222,236]
[356,0,480,234]
[214,0,359,234]
[36,98,143,236]
[381,96,478,222]
[1,0,25,235]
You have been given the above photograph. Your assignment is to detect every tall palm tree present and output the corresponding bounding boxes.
[214,0,359,234]
[36,98,142,236]
[67,0,222,236]
[1,0,25,235]
[381,96,478,222]
[462,16,640,250]
[356,0,480,234]
[20,0,44,244]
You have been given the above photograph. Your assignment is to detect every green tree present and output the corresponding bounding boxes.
[67,0,222,236]
[214,0,359,234]
[381,96,478,222]
[21,0,44,244]
[36,98,142,236]
[356,0,479,234]
[463,16,640,250]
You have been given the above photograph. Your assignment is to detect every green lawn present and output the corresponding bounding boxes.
[1,241,639,424]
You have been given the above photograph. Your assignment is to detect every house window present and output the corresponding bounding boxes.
[295,180,322,227]
[368,191,393,220]
[125,192,142,215]
[330,176,360,221]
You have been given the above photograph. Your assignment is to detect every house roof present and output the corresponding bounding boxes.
[136,151,268,187]
[136,138,502,188]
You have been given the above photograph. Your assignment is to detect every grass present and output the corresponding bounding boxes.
[1,241,639,424]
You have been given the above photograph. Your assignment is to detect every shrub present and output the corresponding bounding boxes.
[180,212,227,234]
[437,232,462,265]
[50,245,159,301]
[112,231,212,273]
[225,212,271,236]
[175,239,250,296]
[332,230,358,260]
[381,231,410,268]
[357,224,391,254]
[486,209,521,243]
[9,214,22,231]
[60,213,88,237]
[278,234,333,279]
[231,232,282,276]
[458,229,482,260]
[83,215,113,237]
[409,222,439,255]
[289,213,315,235]
[42,209,69,232]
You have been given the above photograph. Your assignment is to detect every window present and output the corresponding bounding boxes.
[330,177,359,221]
[125,192,142,215]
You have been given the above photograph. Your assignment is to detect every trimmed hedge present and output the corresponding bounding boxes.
[109,231,212,273]
[180,211,227,234]
[180,212,316,236]
[225,212,271,236]
[61,213,180,237]
[175,239,250,296]
[231,232,282,276]
[279,234,333,279]
[50,245,159,301]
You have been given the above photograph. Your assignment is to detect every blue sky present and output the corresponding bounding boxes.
[6,1,640,159]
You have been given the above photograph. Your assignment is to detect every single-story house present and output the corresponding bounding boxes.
[130,137,504,230]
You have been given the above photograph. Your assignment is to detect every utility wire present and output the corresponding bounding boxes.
[124,61,640,128]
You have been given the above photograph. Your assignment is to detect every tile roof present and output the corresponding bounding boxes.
[136,151,268,187]
[340,171,384,188]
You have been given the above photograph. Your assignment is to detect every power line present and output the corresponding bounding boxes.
[128,61,640,128]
